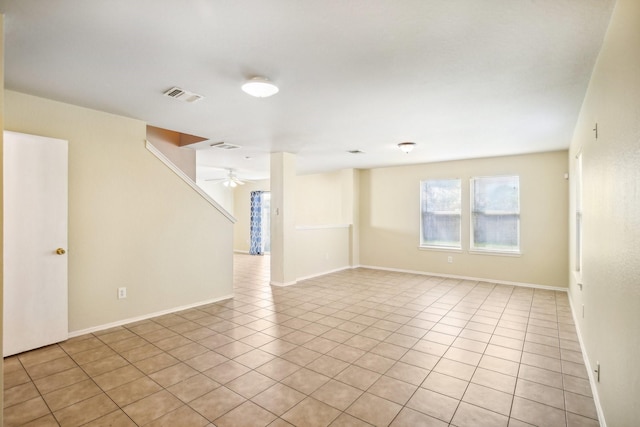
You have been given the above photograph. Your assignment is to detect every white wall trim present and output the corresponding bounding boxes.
[568,292,607,427]
[297,265,353,282]
[145,140,236,223]
[358,264,568,292]
[270,280,298,287]
[68,294,234,338]
[295,224,351,230]
[418,246,464,254]
[233,250,250,254]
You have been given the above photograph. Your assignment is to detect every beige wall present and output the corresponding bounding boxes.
[296,226,350,279]
[359,151,569,287]
[292,169,356,280]
[4,91,234,332]
[198,179,234,215]
[233,170,358,252]
[1,14,5,422]
[146,126,236,214]
[270,153,297,285]
[146,126,196,181]
[568,0,640,425]
[296,170,345,225]
[295,169,360,226]
[233,169,359,280]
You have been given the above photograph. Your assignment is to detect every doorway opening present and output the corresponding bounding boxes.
[249,191,270,255]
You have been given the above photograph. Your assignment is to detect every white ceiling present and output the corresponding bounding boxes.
[1,1,614,180]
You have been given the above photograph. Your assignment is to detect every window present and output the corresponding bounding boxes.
[420,179,461,249]
[471,175,520,253]
[575,154,583,272]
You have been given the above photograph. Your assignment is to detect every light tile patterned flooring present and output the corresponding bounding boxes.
[4,254,599,426]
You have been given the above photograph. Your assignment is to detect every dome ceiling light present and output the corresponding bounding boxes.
[241,77,279,98]
[398,142,416,153]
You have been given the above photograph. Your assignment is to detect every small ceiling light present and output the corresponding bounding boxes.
[398,142,416,153]
[242,77,279,98]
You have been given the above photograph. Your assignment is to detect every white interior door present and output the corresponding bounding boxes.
[3,131,68,357]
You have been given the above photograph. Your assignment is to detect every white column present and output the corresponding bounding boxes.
[340,168,360,267]
[270,152,297,286]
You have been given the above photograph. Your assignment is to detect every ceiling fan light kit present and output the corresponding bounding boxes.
[242,77,279,98]
[205,169,251,187]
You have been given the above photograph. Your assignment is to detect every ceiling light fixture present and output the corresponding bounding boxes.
[398,142,416,153]
[242,77,279,98]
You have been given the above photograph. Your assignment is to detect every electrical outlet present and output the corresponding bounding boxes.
[118,287,127,299]
[447,256,453,263]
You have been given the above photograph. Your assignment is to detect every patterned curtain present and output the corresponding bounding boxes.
[249,191,263,255]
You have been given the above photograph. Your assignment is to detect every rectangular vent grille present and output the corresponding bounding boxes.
[210,142,240,150]
[163,87,204,103]
[165,88,184,98]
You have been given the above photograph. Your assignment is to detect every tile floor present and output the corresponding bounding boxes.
[4,254,599,426]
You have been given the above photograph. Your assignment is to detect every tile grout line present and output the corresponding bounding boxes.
[4,256,598,427]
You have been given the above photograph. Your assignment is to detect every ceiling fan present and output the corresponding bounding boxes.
[205,169,250,187]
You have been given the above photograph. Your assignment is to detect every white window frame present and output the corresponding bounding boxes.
[470,175,521,254]
[575,153,583,274]
[419,179,462,250]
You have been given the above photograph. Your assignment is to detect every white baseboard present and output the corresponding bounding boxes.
[233,250,250,254]
[358,264,568,292]
[296,265,353,282]
[269,263,566,292]
[270,280,298,287]
[68,294,234,338]
[567,292,607,427]
[270,265,356,287]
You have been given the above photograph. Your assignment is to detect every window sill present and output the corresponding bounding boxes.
[469,249,522,257]
[418,246,463,253]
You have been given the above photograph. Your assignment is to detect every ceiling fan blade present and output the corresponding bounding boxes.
[202,169,256,186]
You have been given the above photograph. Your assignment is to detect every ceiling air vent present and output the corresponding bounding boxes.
[163,87,204,103]
[210,141,240,150]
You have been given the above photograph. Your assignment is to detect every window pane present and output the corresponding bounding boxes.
[471,176,520,252]
[425,180,461,212]
[473,176,519,212]
[421,179,461,248]
[424,213,461,246]
[472,213,519,248]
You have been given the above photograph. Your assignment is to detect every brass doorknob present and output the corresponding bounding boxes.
[56,248,66,255]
